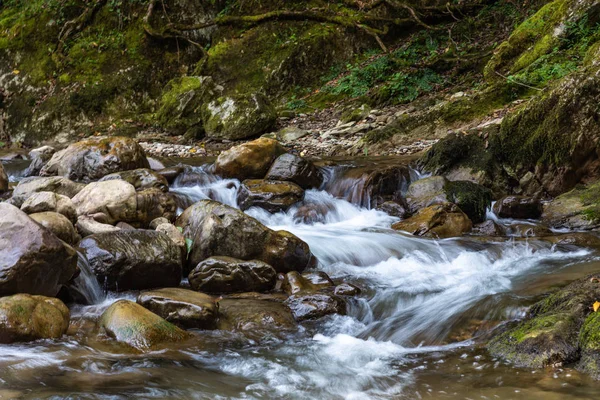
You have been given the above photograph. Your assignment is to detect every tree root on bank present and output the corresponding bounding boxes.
[56,0,108,55]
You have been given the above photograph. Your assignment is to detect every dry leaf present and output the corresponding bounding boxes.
[12,69,19,75]
[593,301,600,312]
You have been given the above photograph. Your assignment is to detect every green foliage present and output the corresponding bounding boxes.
[383,69,443,104]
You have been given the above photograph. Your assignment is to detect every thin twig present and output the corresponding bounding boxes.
[494,70,544,92]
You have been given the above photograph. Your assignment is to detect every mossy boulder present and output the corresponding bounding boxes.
[40,137,150,183]
[391,203,473,238]
[99,300,190,351]
[483,0,593,82]
[237,179,305,213]
[578,311,600,378]
[406,176,492,223]
[543,181,600,229]
[202,93,276,140]
[487,273,600,370]
[0,294,69,344]
[214,137,286,180]
[156,76,217,137]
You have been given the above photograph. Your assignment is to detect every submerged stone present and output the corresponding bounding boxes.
[137,288,218,330]
[99,300,190,350]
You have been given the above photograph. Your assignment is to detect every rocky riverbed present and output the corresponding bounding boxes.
[1,136,600,398]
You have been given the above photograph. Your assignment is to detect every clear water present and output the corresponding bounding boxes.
[2,159,600,399]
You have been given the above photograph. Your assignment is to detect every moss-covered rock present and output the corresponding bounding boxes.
[543,181,600,229]
[201,93,276,140]
[99,300,190,351]
[578,311,600,378]
[405,176,492,223]
[488,273,600,370]
[0,294,69,344]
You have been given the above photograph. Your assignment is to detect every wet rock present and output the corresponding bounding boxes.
[72,180,176,227]
[214,138,285,180]
[493,195,542,219]
[334,283,361,296]
[293,202,334,224]
[217,298,297,335]
[392,203,472,238]
[265,153,323,189]
[0,203,77,296]
[189,256,276,294]
[20,191,76,222]
[506,223,553,237]
[577,312,600,379]
[157,166,184,184]
[326,165,410,208]
[376,200,410,219]
[155,222,186,249]
[0,294,69,344]
[202,93,277,140]
[406,176,492,223]
[29,212,79,245]
[23,146,55,177]
[115,221,136,230]
[150,217,170,229]
[237,179,304,213]
[147,157,165,170]
[0,163,8,192]
[406,176,448,211]
[99,168,169,192]
[137,288,218,330]
[542,182,600,230]
[75,216,120,237]
[487,274,600,369]
[543,232,600,248]
[285,293,347,321]
[13,176,84,201]
[176,200,314,273]
[79,230,182,291]
[99,300,190,350]
[282,271,333,295]
[40,137,150,182]
[473,220,507,236]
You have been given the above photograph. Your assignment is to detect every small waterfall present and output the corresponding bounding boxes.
[170,165,240,212]
[69,251,104,305]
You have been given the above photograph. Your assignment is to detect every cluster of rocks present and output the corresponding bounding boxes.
[139,141,208,158]
[0,136,359,351]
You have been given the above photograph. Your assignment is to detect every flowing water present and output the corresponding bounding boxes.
[2,158,600,399]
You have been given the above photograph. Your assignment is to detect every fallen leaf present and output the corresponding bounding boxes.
[12,69,19,75]
[594,301,600,312]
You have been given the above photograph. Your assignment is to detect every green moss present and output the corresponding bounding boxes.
[580,311,600,350]
[444,180,492,223]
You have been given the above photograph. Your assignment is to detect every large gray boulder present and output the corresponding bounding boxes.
[40,137,150,182]
[0,203,77,296]
[175,200,315,273]
[23,145,56,177]
[79,230,182,291]
[20,191,76,222]
[12,176,84,202]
